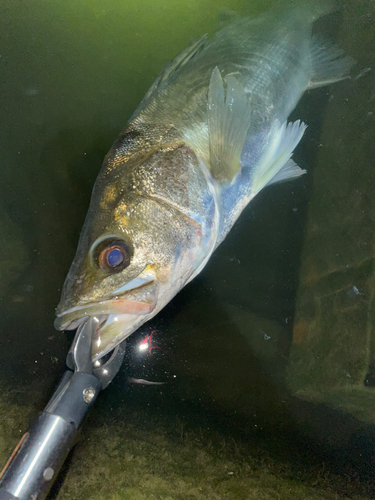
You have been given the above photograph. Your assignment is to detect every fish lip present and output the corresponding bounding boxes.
[54,282,158,331]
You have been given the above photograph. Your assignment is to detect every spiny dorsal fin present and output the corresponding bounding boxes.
[208,67,252,184]
[142,35,208,105]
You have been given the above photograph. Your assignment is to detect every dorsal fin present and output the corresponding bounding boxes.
[137,35,208,113]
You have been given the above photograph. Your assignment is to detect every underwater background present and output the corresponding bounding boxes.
[1,0,375,498]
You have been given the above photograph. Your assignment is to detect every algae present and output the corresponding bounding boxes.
[1,382,374,500]
[287,0,375,422]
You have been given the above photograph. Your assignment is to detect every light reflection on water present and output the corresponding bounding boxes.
[0,0,374,498]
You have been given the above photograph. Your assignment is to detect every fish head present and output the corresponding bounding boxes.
[55,141,209,360]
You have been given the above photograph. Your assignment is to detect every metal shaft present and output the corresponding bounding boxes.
[0,412,76,500]
[0,371,101,500]
[0,318,126,500]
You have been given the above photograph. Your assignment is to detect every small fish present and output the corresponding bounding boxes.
[127,377,166,386]
[55,2,353,359]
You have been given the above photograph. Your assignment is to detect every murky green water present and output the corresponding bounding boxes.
[1,0,374,498]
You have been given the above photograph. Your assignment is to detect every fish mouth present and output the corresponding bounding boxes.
[54,294,155,330]
[54,282,159,359]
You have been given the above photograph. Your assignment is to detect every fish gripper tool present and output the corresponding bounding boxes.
[0,317,126,500]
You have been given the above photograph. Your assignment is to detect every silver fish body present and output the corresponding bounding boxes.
[55,3,353,359]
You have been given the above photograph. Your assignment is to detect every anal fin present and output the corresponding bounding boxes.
[208,67,252,184]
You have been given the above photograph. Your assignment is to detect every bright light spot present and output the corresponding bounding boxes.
[103,369,108,375]
[96,337,101,347]
[93,316,100,323]
[139,343,148,352]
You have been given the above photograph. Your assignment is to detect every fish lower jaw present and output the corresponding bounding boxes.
[53,313,108,332]
[56,311,145,359]
[54,292,157,331]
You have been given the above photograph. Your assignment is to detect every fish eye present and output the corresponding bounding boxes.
[93,239,131,272]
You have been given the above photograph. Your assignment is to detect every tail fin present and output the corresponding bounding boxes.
[270,0,338,23]
[308,34,355,89]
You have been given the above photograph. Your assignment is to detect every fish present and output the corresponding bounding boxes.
[127,377,166,386]
[55,2,353,360]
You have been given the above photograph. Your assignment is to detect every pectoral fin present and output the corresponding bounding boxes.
[207,67,252,184]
